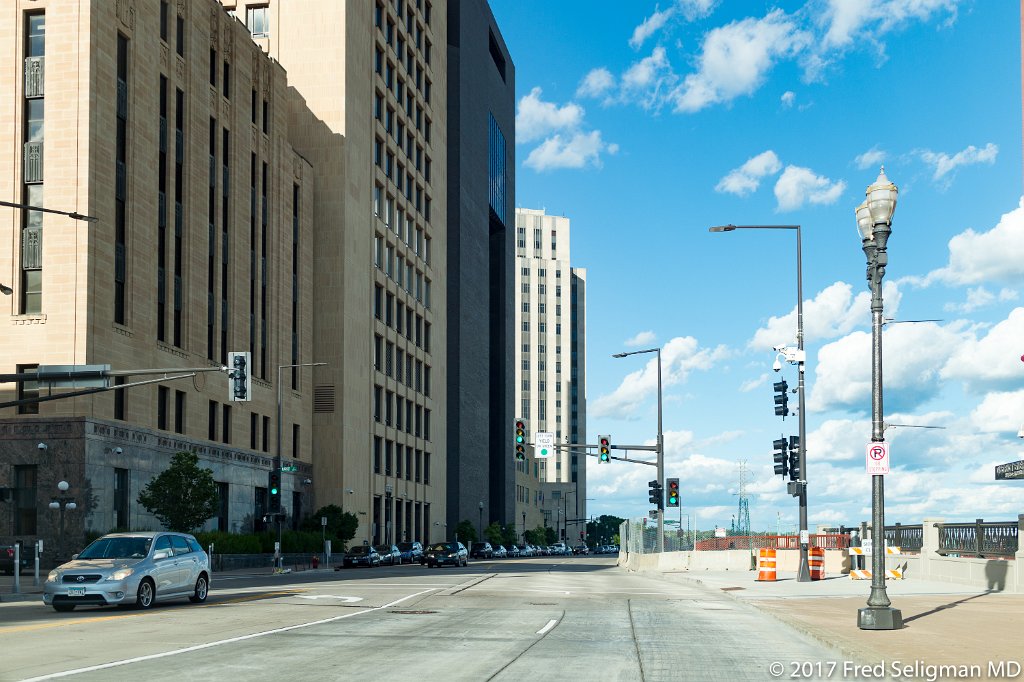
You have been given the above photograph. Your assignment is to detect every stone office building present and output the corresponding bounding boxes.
[0,0,317,557]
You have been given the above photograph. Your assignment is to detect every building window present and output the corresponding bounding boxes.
[175,390,186,434]
[114,376,126,419]
[208,400,218,440]
[217,481,229,531]
[157,386,169,430]
[16,363,39,414]
[292,423,300,459]
[251,413,258,449]
[114,468,130,529]
[262,415,270,452]
[223,404,232,444]
[175,13,184,56]
[374,436,382,474]
[14,465,38,535]
[247,6,269,38]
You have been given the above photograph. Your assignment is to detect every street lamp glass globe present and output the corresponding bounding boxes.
[855,201,873,241]
[67,502,77,510]
[49,501,60,509]
[865,167,898,226]
[57,481,69,492]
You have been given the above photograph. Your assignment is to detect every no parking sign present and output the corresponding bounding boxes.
[866,442,890,475]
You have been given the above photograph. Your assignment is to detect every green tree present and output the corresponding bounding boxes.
[500,523,519,547]
[137,451,219,532]
[586,514,626,544]
[483,521,505,546]
[299,505,358,549]
[544,526,557,544]
[454,519,477,544]
[524,525,549,545]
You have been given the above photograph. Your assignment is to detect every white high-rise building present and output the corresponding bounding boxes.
[513,208,587,543]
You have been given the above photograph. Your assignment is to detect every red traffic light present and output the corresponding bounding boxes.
[599,436,609,446]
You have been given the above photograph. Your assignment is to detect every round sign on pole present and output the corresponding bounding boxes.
[865,442,890,475]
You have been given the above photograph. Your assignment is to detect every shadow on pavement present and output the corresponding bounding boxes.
[902,591,990,624]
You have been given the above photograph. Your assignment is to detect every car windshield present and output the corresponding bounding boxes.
[429,543,452,552]
[77,536,152,560]
[397,542,414,550]
[374,545,391,553]
[472,543,487,549]
[348,546,371,555]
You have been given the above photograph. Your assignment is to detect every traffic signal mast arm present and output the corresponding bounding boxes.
[548,442,658,467]
[0,369,215,410]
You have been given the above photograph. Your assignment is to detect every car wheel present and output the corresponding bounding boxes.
[135,579,155,609]
[189,574,209,604]
[53,604,75,612]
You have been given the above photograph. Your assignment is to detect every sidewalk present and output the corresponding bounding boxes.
[666,570,1024,672]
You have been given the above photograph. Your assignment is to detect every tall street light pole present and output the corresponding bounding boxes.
[855,168,903,631]
[708,224,810,582]
[276,362,326,569]
[612,348,663,553]
[48,480,77,563]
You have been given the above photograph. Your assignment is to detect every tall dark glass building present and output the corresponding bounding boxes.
[445,0,516,534]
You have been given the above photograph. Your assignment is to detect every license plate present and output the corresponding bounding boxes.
[67,587,86,597]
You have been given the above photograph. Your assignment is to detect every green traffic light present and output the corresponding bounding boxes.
[516,435,524,443]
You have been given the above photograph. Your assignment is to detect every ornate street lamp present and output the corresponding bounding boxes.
[856,168,903,630]
[48,480,77,564]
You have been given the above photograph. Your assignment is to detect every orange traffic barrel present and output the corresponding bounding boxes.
[756,548,777,581]
[809,547,825,580]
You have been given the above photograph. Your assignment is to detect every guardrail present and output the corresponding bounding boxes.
[937,519,1019,558]
[694,534,849,551]
[883,523,923,552]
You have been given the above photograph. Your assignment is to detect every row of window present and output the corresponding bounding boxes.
[373,284,432,349]
[371,494,430,546]
[521,321,563,334]
[373,386,431,440]
[373,335,431,395]
[373,435,430,483]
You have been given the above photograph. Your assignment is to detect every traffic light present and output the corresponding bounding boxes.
[772,437,789,477]
[268,468,282,513]
[788,435,801,481]
[773,379,789,417]
[228,351,252,401]
[598,435,611,463]
[666,478,680,507]
[648,479,663,508]
[514,419,527,461]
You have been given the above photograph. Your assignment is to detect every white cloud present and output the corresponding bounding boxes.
[670,10,812,113]
[810,321,966,414]
[941,308,1024,392]
[780,91,795,107]
[773,165,846,211]
[523,131,618,171]
[749,281,886,351]
[925,200,1024,286]
[715,150,782,196]
[677,0,719,21]
[970,390,1024,434]
[630,6,676,49]
[625,330,657,347]
[739,373,769,393]
[576,68,615,99]
[591,336,730,417]
[620,47,678,111]
[943,286,1018,313]
[819,0,959,50]
[918,143,998,182]
[515,87,583,143]
[854,147,886,170]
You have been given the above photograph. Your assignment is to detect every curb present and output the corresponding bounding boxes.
[1,592,43,603]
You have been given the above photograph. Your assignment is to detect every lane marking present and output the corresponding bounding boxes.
[536,619,558,635]
[18,588,438,682]
[296,595,363,603]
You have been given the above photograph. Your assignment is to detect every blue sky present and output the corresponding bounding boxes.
[489,0,1024,533]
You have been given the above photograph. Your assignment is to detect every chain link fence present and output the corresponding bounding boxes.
[619,518,719,554]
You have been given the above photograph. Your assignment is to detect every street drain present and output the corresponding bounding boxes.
[529,602,557,606]
[721,587,746,591]
[390,610,436,615]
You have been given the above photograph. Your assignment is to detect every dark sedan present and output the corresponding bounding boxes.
[423,542,468,568]
[338,545,381,568]
[470,542,493,559]
[375,544,402,566]
[396,541,423,564]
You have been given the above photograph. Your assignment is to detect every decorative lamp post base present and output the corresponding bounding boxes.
[857,606,903,630]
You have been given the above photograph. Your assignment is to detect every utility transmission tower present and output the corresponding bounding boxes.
[735,460,751,537]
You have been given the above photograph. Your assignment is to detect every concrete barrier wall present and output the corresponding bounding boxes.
[619,548,846,575]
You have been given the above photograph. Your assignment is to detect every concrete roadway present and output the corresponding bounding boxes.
[1,556,842,681]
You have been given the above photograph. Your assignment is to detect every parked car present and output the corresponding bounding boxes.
[375,544,402,566]
[339,545,381,568]
[506,544,520,558]
[396,541,423,564]
[470,542,493,559]
[491,544,508,558]
[572,544,590,555]
[516,544,533,557]
[1,544,31,576]
[42,532,210,613]
[423,541,468,567]
[550,542,569,556]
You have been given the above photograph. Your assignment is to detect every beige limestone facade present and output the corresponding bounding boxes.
[228,0,448,546]
[0,0,322,554]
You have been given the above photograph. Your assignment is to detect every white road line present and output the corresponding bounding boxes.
[18,588,437,682]
[536,619,559,635]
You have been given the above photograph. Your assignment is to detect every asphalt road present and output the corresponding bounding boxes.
[0,556,842,681]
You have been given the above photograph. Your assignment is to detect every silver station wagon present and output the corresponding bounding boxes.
[43,531,211,612]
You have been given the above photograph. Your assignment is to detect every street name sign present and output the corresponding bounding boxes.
[866,442,890,475]
[535,431,554,458]
[995,459,1024,481]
